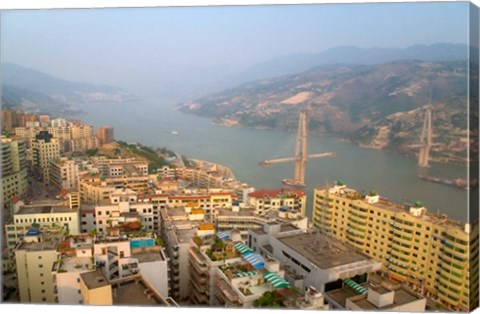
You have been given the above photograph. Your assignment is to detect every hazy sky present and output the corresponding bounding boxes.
[0,2,470,96]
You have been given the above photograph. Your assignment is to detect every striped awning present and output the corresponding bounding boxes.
[242,252,265,269]
[343,278,367,295]
[234,242,253,254]
[263,272,290,289]
[233,271,258,278]
[217,232,229,240]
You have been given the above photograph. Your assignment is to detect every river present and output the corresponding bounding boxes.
[81,97,469,223]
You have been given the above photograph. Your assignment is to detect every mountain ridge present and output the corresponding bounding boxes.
[178,59,471,164]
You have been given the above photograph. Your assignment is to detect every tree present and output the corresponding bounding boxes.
[254,291,284,308]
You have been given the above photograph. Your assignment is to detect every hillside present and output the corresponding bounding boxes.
[1,63,136,116]
[178,60,471,164]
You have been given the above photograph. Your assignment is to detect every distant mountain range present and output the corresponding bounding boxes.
[1,63,136,116]
[178,59,471,164]
[235,43,469,83]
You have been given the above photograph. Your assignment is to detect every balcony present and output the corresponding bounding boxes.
[191,288,209,304]
[215,278,240,304]
[189,248,208,268]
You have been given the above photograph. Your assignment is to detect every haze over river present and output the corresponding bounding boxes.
[82,97,469,223]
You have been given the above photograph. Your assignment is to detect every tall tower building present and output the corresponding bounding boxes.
[97,126,114,145]
[70,123,93,139]
[32,131,60,184]
[15,230,61,303]
[50,157,79,190]
[312,181,479,312]
[1,136,28,204]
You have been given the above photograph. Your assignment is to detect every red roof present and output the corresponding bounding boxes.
[248,189,305,199]
[59,189,70,197]
[11,196,22,204]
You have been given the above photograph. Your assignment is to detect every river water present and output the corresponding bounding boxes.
[81,97,469,223]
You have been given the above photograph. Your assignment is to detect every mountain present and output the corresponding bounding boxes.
[1,63,136,115]
[236,43,468,83]
[178,60,471,164]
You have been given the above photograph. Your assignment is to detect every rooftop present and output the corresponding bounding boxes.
[16,205,77,215]
[112,278,166,306]
[80,269,110,290]
[349,287,423,310]
[249,189,305,199]
[327,284,366,308]
[16,232,62,251]
[278,231,370,269]
[321,184,465,229]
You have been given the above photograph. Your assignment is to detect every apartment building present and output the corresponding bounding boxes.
[79,171,150,203]
[52,233,169,304]
[70,123,93,140]
[312,181,479,311]
[15,230,62,303]
[160,205,215,301]
[5,203,80,251]
[67,136,100,152]
[1,136,28,205]
[79,270,176,306]
[248,189,307,217]
[97,125,114,145]
[32,131,60,183]
[50,157,80,190]
[92,188,155,235]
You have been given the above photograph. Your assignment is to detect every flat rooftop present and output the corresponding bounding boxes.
[81,269,110,290]
[278,231,369,269]
[327,285,366,308]
[16,233,62,251]
[350,287,423,310]
[216,207,256,217]
[133,251,165,263]
[60,256,94,273]
[16,205,77,215]
[112,277,167,306]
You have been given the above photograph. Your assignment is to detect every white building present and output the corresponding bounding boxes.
[50,157,80,190]
[93,188,154,235]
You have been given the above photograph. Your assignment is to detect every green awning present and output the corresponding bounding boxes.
[263,272,290,289]
[233,271,258,278]
[234,242,253,254]
[343,278,367,295]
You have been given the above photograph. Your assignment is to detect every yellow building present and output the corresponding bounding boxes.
[70,123,93,140]
[14,230,62,303]
[79,172,150,203]
[32,131,60,183]
[312,181,479,311]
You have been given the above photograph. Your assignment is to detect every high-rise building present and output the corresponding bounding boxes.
[70,123,93,140]
[2,109,16,132]
[50,157,80,190]
[312,181,479,311]
[32,131,60,184]
[50,118,68,128]
[38,115,50,127]
[15,230,62,303]
[1,136,28,205]
[97,126,114,145]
